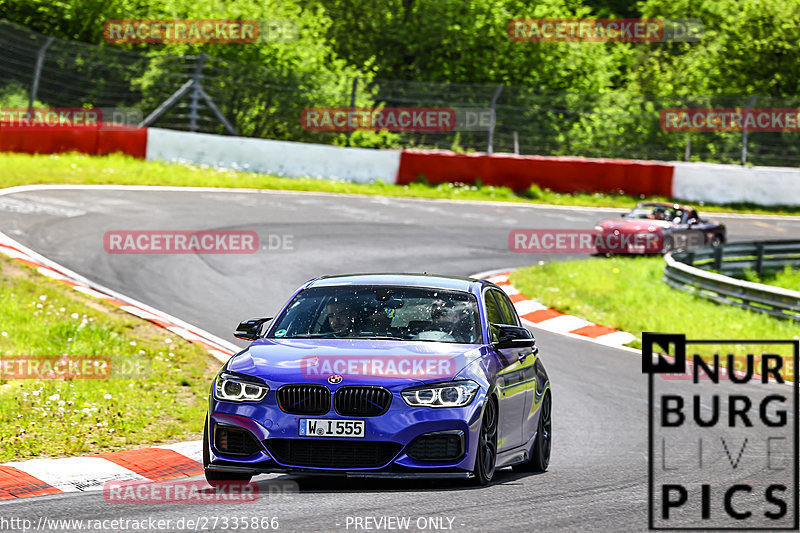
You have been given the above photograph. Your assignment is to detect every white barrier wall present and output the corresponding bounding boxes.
[143,127,800,207]
[146,128,401,184]
[672,162,800,207]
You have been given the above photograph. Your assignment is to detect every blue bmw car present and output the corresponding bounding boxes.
[204,274,551,485]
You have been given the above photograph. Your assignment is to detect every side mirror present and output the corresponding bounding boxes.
[492,324,536,350]
[234,317,273,341]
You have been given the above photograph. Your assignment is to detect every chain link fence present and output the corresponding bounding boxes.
[2,19,800,167]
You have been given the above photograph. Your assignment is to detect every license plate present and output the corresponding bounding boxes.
[299,419,365,438]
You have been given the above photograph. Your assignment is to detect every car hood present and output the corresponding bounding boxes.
[226,338,485,386]
[598,218,671,232]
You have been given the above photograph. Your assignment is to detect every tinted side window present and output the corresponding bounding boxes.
[484,291,503,325]
[491,289,519,326]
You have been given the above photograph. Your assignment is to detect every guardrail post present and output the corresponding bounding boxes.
[713,246,723,271]
[686,251,695,266]
[755,242,764,277]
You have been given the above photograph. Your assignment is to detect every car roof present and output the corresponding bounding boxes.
[306,273,482,292]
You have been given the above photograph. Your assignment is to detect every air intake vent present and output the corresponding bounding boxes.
[406,431,465,462]
[265,439,402,468]
[214,426,262,456]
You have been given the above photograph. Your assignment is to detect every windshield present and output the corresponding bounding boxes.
[268,285,481,344]
[625,205,683,223]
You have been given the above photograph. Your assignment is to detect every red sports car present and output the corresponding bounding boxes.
[594,202,726,254]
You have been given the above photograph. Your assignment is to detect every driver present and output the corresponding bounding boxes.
[326,301,357,337]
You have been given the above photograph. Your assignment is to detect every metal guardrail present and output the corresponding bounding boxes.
[663,240,800,321]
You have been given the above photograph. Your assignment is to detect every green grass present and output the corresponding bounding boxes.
[0,255,222,461]
[2,152,800,216]
[741,266,800,292]
[510,256,800,352]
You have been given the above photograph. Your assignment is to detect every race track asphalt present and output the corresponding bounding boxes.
[1,187,798,532]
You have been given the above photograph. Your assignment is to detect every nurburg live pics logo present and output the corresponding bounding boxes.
[642,332,799,530]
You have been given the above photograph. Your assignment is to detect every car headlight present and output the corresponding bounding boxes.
[214,374,269,402]
[401,381,479,408]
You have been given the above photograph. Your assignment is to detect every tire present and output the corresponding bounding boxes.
[513,392,551,473]
[203,417,253,486]
[709,234,723,247]
[471,398,498,486]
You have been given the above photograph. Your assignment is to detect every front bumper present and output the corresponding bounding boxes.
[205,463,474,479]
[206,392,485,476]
